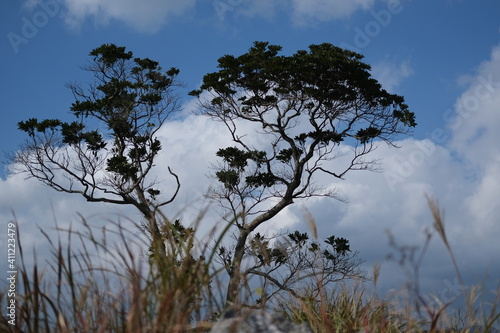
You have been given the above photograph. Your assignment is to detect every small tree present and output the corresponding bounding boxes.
[190,41,416,306]
[10,44,181,256]
[217,230,367,307]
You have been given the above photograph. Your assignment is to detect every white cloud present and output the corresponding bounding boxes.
[465,154,500,237]
[445,44,500,242]
[22,0,391,32]
[235,0,281,20]
[291,0,375,26]
[371,59,414,92]
[223,0,380,26]
[448,45,500,165]
[3,40,500,306]
[60,0,196,32]
[2,121,498,309]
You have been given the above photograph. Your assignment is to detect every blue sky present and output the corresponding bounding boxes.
[1,0,500,316]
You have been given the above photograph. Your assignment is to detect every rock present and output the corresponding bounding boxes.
[209,310,312,333]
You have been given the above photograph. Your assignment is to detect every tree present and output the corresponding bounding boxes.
[10,44,181,256]
[217,230,367,308]
[189,41,416,306]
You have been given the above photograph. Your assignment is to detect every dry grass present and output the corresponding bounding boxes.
[2,216,223,333]
[277,197,500,333]
[1,199,499,332]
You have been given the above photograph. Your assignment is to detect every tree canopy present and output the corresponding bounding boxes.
[190,41,415,305]
[11,41,416,310]
[12,44,181,250]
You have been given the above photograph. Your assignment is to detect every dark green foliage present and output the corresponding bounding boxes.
[191,41,415,147]
[192,41,415,305]
[216,147,267,168]
[393,108,417,127]
[276,148,295,163]
[147,188,161,200]
[18,118,107,152]
[215,169,240,189]
[245,172,277,187]
[196,40,416,206]
[17,118,39,136]
[18,43,179,184]
[215,147,276,189]
[288,231,309,247]
[325,236,350,255]
[356,126,381,144]
[249,230,357,271]
[60,121,89,144]
[240,229,366,304]
[90,44,132,65]
[13,44,181,250]
[17,43,179,184]
[106,155,138,179]
[216,147,252,170]
[18,118,62,137]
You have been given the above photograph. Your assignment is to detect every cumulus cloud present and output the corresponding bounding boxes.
[3,37,500,303]
[448,45,500,164]
[234,0,282,20]
[23,0,390,32]
[371,59,414,92]
[465,155,500,236]
[290,0,375,26]
[153,69,500,295]
[220,0,381,26]
[60,0,196,32]
[447,44,500,242]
